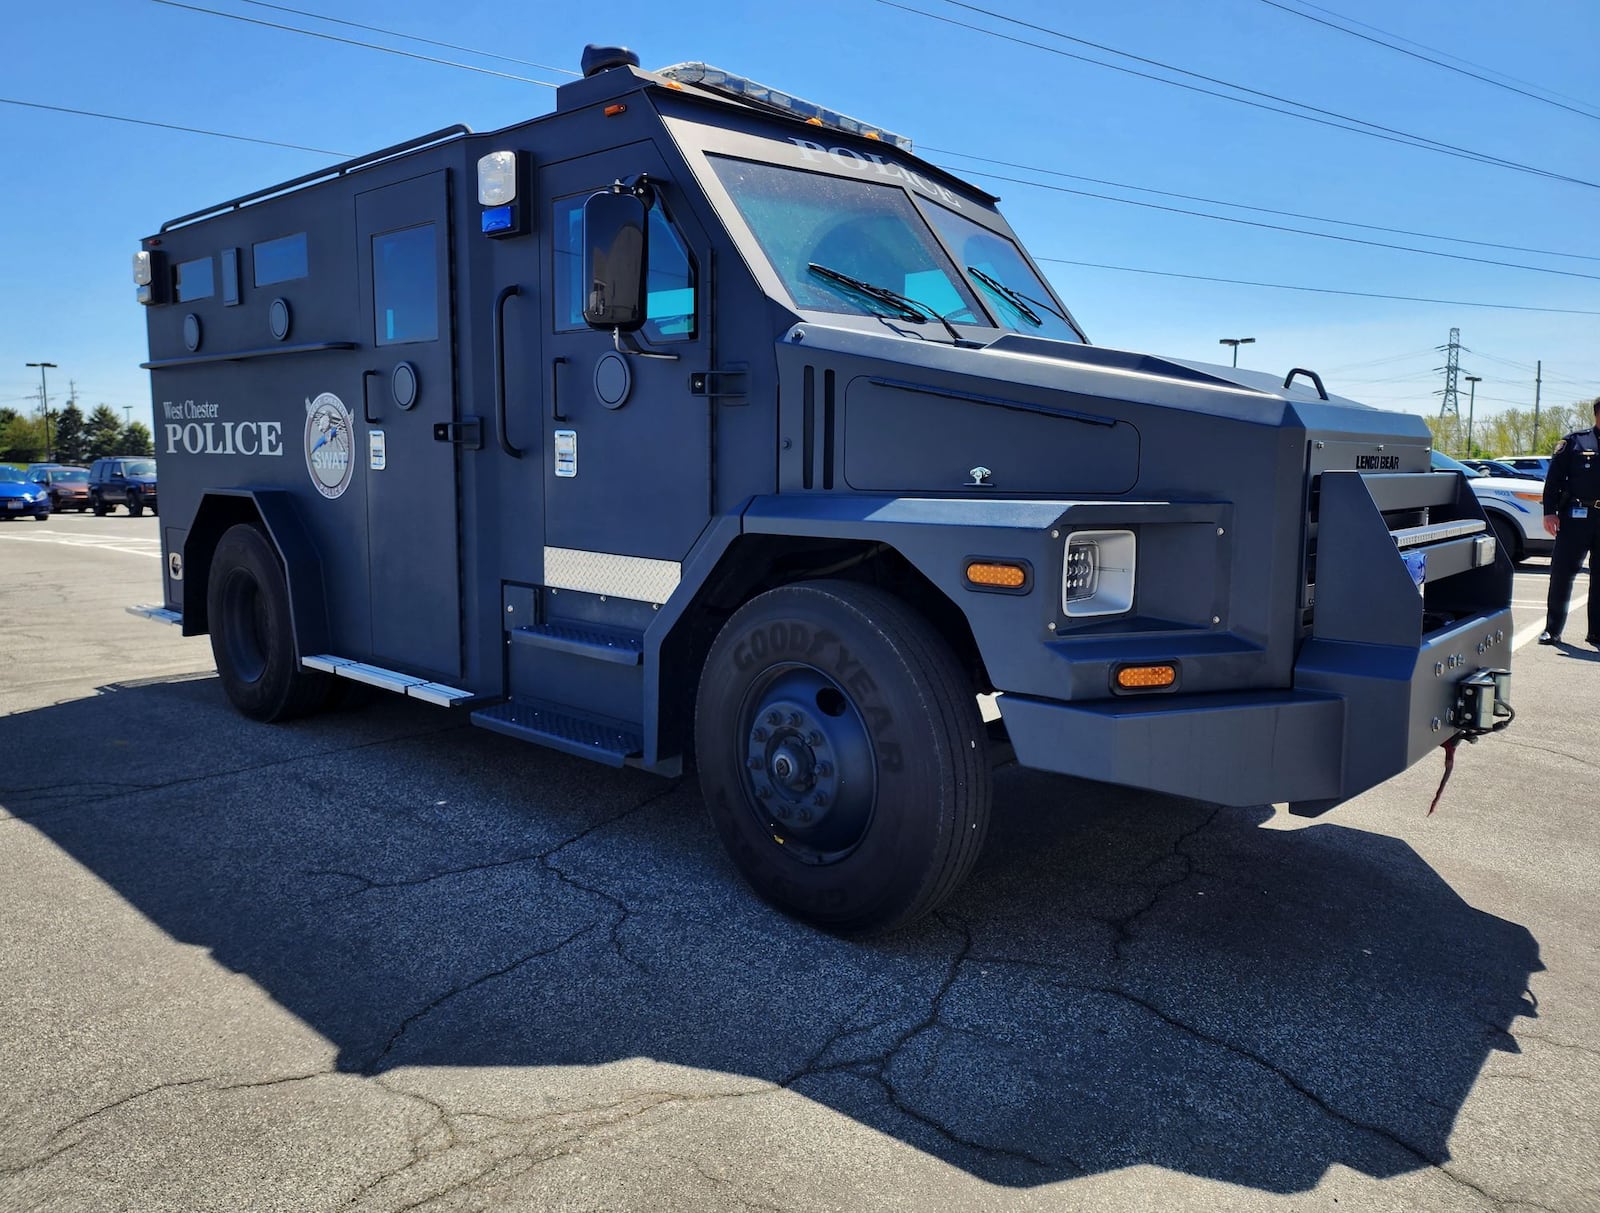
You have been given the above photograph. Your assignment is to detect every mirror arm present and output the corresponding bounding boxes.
[613,327,679,361]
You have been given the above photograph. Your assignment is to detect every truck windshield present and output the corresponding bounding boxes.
[920,203,1082,342]
[711,156,993,330]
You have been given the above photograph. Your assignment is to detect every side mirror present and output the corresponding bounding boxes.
[582,189,650,332]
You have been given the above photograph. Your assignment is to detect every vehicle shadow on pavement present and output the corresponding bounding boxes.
[2,675,1542,1194]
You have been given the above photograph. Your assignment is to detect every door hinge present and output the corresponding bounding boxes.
[688,367,749,403]
[433,417,483,449]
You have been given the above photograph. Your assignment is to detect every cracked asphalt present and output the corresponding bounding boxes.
[2,515,1598,1211]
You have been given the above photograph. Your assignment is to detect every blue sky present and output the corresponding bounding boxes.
[2,0,1596,438]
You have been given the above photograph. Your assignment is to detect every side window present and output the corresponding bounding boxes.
[372,224,439,346]
[175,256,215,302]
[552,192,697,342]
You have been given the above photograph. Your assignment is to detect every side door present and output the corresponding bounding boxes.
[355,171,461,677]
[539,146,711,600]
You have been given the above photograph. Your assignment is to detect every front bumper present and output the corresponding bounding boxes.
[999,606,1513,812]
[2,499,49,519]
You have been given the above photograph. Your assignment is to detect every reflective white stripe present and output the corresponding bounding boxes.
[543,546,681,605]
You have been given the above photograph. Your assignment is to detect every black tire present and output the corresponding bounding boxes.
[206,523,332,722]
[91,494,109,517]
[1488,513,1523,566]
[127,491,144,518]
[696,580,990,935]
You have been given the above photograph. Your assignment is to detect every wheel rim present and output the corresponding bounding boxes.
[738,665,877,865]
[219,568,270,683]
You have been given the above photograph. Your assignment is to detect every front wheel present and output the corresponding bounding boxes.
[127,491,144,517]
[206,523,332,721]
[696,580,991,935]
[91,494,109,517]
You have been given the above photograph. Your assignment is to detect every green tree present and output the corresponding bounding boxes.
[83,405,123,460]
[0,413,46,463]
[53,404,87,464]
[116,421,154,456]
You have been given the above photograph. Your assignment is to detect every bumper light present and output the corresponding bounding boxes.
[1116,663,1177,690]
[966,560,1028,590]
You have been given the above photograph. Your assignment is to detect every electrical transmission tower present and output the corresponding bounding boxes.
[1435,327,1462,421]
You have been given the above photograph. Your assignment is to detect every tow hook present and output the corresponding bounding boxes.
[1428,669,1514,816]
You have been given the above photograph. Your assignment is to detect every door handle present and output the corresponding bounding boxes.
[494,284,523,458]
[361,368,381,423]
[551,356,569,422]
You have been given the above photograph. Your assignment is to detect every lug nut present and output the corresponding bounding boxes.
[789,712,801,726]
[748,757,763,770]
[753,728,767,742]
[756,786,771,799]
[767,711,782,726]
[814,793,829,807]
[817,762,833,777]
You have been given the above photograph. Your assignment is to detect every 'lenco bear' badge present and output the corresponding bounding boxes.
[304,392,354,499]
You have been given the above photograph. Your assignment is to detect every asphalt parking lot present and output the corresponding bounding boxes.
[2,513,1597,1212]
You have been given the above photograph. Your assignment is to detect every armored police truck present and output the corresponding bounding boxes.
[134,46,1513,933]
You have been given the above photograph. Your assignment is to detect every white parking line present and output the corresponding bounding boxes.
[0,531,161,558]
[1513,588,1589,651]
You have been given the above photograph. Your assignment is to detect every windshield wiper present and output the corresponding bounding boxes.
[806,262,964,343]
[966,266,1072,328]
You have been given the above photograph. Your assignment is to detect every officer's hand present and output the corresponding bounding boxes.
[1544,514,1560,537]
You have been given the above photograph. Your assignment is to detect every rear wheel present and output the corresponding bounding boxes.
[696,580,990,935]
[206,524,332,721]
[1488,513,1523,566]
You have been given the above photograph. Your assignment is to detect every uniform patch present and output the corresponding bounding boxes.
[304,392,354,499]
[1554,440,1566,454]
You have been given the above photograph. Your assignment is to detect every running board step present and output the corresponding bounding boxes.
[128,604,182,625]
[301,654,476,707]
[507,621,643,665]
[471,699,642,767]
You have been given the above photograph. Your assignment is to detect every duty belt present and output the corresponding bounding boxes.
[1569,498,1600,509]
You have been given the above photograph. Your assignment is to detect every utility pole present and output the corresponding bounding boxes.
[1464,375,1481,456]
[25,361,57,460]
[1435,328,1462,431]
[123,405,132,424]
[1532,360,1542,452]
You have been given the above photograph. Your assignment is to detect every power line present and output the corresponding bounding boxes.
[1268,0,1600,118]
[0,96,349,156]
[930,148,1600,263]
[1256,0,1600,122]
[234,0,579,77]
[1039,256,1600,316]
[953,165,1600,282]
[147,0,561,88]
[878,0,1600,190]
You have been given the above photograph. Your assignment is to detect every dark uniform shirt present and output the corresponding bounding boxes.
[1542,426,1600,514]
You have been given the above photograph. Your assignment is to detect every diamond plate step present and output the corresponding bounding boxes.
[471,698,642,767]
[508,621,643,665]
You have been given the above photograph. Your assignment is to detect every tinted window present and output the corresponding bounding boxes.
[176,256,215,302]
[372,224,438,346]
[254,233,309,286]
[553,195,697,342]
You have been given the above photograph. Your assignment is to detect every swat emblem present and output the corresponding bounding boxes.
[304,392,354,499]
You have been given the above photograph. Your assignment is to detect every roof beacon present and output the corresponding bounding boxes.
[657,62,913,153]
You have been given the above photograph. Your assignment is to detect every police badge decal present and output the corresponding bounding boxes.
[304,392,355,499]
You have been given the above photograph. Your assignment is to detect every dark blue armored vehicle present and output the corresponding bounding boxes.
[134,47,1513,932]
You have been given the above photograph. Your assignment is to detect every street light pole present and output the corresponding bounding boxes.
[1219,337,1255,368]
[25,362,58,460]
[1464,375,1482,456]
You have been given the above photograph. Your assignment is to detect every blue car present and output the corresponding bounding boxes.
[0,470,52,521]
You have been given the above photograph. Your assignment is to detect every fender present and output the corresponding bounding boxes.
[185,488,330,656]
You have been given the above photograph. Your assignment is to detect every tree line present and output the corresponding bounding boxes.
[0,404,154,464]
[1425,398,1595,460]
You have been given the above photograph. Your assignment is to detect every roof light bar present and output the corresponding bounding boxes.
[656,62,913,153]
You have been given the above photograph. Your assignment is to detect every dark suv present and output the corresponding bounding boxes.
[88,457,159,516]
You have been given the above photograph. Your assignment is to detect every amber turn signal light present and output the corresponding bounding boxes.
[1115,664,1177,690]
[966,561,1028,589]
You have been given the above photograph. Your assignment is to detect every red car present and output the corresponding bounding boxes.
[26,464,91,512]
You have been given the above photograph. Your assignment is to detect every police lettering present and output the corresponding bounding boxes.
[788,138,965,210]
[164,420,284,457]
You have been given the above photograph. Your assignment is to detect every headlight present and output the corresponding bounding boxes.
[1063,530,1136,617]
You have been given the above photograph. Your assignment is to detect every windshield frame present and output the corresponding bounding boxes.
[663,105,1087,343]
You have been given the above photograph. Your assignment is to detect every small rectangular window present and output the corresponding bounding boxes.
[372,224,438,346]
[175,256,215,302]
[253,232,309,286]
[221,248,240,305]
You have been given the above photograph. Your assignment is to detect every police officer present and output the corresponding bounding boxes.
[1539,396,1600,645]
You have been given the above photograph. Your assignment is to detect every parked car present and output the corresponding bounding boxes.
[1494,455,1551,480]
[1433,450,1550,565]
[1461,458,1540,481]
[0,470,52,521]
[87,457,158,516]
[26,463,91,511]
